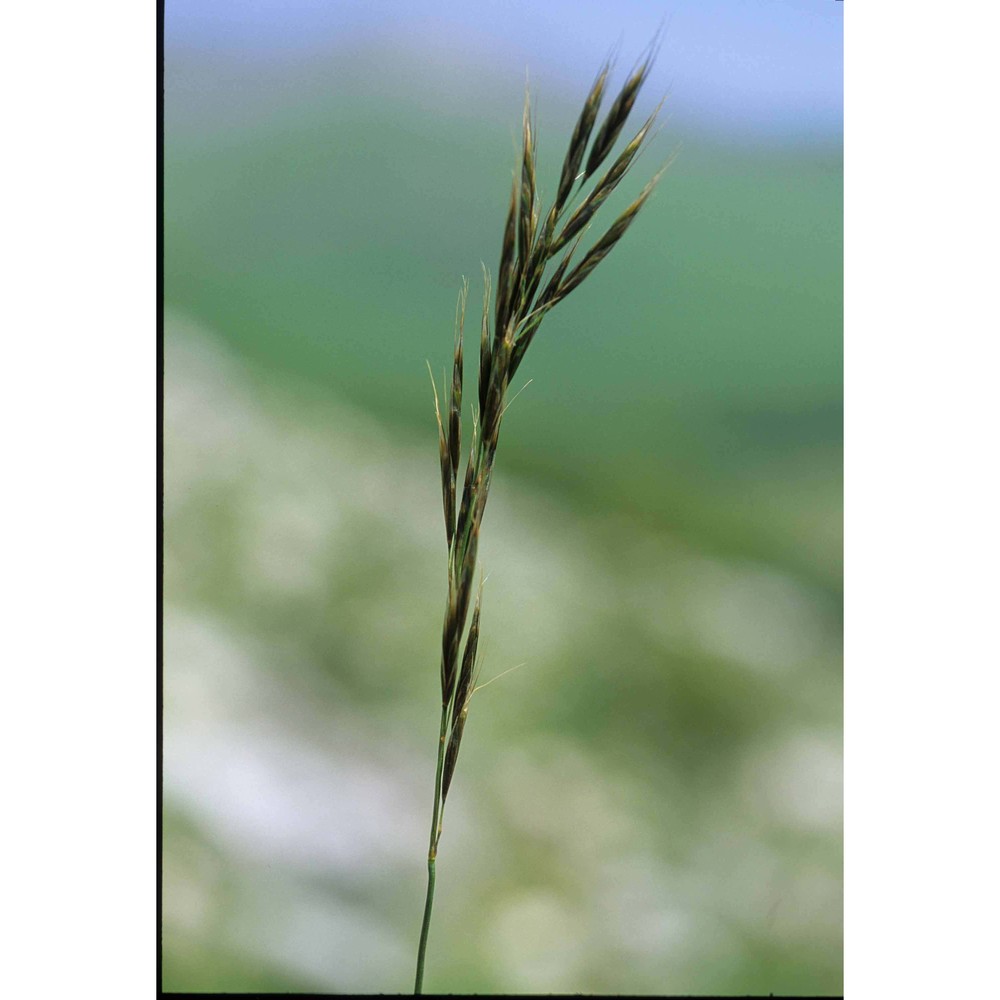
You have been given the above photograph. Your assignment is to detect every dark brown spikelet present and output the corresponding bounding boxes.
[441,584,482,802]
[441,557,475,707]
[515,96,537,311]
[520,241,547,319]
[478,267,492,416]
[558,168,665,299]
[554,60,611,215]
[444,283,467,548]
[494,175,519,336]
[481,329,513,449]
[440,590,460,705]
[453,586,482,720]
[454,438,476,556]
[584,55,654,181]
[441,707,467,802]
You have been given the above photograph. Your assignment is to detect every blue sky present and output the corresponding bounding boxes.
[166,0,842,137]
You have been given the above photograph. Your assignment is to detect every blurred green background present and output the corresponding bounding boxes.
[164,2,842,994]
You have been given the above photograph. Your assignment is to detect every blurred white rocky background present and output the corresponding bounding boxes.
[163,313,841,994]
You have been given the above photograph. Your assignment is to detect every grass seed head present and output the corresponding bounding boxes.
[433,46,669,792]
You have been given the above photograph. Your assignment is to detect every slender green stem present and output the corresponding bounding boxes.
[414,704,450,994]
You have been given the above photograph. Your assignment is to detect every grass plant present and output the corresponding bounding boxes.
[414,48,669,994]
